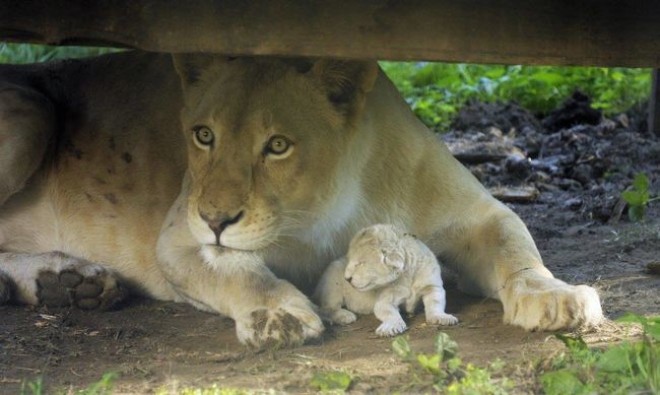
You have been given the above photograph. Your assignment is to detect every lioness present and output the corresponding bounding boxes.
[315,224,458,336]
[0,51,603,347]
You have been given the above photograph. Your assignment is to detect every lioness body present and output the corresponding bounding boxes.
[0,51,603,346]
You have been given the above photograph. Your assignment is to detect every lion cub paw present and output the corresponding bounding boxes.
[36,254,127,310]
[329,308,358,325]
[503,275,603,331]
[376,318,407,337]
[236,303,324,348]
[427,313,459,326]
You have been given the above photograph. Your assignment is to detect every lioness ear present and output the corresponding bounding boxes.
[171,53,221,88]
[311,59,379,115]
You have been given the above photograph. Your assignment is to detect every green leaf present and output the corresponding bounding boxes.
[391,336,413,360]
[417,353,442,375]
[541,370,587,395]
[555,334,588,352]
[597,345,633,372]
[617,312,648,326]
[310,371,352,392]
[622,190,645,206]
[628,205,646,222]
[435,332,459,361]
[632,173,650,192]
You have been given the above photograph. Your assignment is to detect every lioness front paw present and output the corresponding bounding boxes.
[36,254,127,310]
[376,318,407,337]
[427,313,459,326]
[502,273,603,331]
[235,301,324,348]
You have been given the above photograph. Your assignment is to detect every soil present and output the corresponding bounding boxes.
[1,93,659,394]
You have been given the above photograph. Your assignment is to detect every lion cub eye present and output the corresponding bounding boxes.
[264,135,293,158]
[193,126,215,148]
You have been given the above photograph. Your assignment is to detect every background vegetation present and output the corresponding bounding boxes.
[380,62,651,130]
[1,43,652,133]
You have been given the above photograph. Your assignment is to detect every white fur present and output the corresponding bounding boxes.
[315,224,458,337]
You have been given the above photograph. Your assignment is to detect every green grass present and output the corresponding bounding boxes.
[380,62,651,130]
[540,314,659,395]
[390,314,659,394]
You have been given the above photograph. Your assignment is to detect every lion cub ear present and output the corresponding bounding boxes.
[384,252,405,272]
[171,53,223,89]
[311,60,379,116]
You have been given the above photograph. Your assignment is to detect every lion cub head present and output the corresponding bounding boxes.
[172,55,378,251]
[344,224,406,291]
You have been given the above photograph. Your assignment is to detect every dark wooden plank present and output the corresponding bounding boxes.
[649,70,660,136]
[1,0,660,67]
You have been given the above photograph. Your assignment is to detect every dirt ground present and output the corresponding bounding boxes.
[1,94,659,393]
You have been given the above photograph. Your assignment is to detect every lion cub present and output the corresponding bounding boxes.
[315,224,458,337]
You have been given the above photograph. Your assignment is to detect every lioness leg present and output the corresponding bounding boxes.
[0,251,127,309]
[157,186,324,348]
[438,200,603,330]
[0,83,55,205]
[0,270,11,304]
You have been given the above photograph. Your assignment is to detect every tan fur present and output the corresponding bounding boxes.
[0,51,603,347]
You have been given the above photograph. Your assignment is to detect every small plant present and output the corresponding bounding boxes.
[309,370,353,392]
[392,333,511,393]
[21,372,116,395]
[540,313,659,395]
[622,173,658,221]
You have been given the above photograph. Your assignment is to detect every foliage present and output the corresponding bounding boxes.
[309,370,353,392]
[622,173,659,222]
[541,313,660,395]
[392,334,512,394]
[0,42,119,64]
[381,62,651,131]
[1,43,650,133]
[173,386,256,395]
[21,372,116,395]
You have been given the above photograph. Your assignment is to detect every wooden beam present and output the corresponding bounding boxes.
[649,70,660,136]
[1,1,660,67]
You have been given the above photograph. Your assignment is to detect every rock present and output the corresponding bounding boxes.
[447,140,523,165]
[504,155,532,179]
[563,197,583,209]
[489,186,540,203]
[647,262,660,275]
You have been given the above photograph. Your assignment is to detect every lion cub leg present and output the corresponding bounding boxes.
[314,258,358,325]
[419,285,458,326]
[0,251,127,310]
[0,84,55,206]
[373,287,409,337]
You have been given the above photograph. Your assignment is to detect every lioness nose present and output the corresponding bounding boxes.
[345,276,352,282]
[200,211,244,245]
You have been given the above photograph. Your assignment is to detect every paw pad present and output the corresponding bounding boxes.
[36,266,127,310]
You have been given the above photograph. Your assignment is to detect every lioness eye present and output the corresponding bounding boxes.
[193,126,215,148]
[265,135,293,157]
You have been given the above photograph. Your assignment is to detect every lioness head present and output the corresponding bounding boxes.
[344,224,405,291]
[172,55,378,251]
